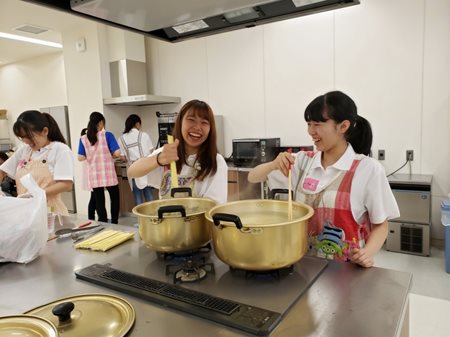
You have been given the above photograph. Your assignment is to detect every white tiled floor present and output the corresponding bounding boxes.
[374,244,450,301]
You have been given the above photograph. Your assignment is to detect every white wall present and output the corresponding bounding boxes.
[1,0,449,240]
[145,0,450,239]
[0,52,67,133]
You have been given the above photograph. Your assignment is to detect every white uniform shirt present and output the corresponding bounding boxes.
[119,128,154,163]
[0,142,74,181]
[147,149,228,204]
[268,144,399,225]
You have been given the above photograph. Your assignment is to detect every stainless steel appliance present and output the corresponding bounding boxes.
[156,111,177,147]
[386,174,432,256]
[232,137,280,167]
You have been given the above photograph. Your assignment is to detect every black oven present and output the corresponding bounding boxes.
[232,138,280,167]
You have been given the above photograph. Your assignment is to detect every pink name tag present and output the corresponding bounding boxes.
[303,177,319,191]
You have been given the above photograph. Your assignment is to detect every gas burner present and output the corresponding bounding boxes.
[156,243,212,261]
[166,259,215,284]
[229,265,294,280]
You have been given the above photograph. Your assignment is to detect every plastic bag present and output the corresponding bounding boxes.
[0,174,48,263]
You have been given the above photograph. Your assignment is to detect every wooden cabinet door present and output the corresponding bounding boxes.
[227,170,239,202]
[119,177,135,215]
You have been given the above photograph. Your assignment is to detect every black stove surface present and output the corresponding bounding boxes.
[98,246,327,314]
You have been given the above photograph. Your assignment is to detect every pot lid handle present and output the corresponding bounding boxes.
[158,205,186,219]
[212,213,243,229]
[52,302,75,322]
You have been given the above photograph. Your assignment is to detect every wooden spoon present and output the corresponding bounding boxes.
[287,148,293,221]
[167,135,178,188]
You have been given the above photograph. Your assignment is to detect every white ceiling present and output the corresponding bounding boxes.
[0,0,87,66]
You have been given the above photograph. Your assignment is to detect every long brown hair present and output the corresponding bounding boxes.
[172,99,218,181]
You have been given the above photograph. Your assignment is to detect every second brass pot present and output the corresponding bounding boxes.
[133,196,216,252]
[206,199,314,270]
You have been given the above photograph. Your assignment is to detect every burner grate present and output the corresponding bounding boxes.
[230,265,294,280]
[166,259,215,284]
[75,264,282,336]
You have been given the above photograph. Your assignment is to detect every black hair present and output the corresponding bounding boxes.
[123,114,141,134]
[304,91,372,155]
[81,128,87,136]
[0,152,8,163]
[13,110,67,144]
[86,112,105,145]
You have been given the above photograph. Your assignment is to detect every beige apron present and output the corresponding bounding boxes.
[15,147,69,215]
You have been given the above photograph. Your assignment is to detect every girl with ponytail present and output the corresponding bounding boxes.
[78,111,121,224]
[0,110,74,215]
[249,91,399,268]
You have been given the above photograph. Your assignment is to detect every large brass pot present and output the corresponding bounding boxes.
[205,199,314,270]
[133,190,216,252]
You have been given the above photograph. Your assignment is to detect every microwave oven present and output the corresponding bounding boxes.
[232,138,280,167]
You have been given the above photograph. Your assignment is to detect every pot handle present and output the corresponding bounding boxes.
[158,205,186,219]
[170,187,192,198]
[269,188,293,200]
[212,213,243,229]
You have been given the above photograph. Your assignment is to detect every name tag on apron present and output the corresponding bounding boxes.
[303,177,319,191]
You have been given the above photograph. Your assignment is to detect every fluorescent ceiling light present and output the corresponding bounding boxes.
[172,20,209,34]
[0,32,62,48]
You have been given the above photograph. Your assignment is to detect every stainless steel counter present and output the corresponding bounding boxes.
[0,217,412,337]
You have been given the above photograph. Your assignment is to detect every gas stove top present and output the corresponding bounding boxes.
[75,245,327,335]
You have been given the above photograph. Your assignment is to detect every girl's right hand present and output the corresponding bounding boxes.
[158,139,179,165]
[272,151,295,177]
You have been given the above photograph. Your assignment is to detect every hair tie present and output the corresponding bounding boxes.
[156,152,164,166]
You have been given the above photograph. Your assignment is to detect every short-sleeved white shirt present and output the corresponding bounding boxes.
[0,142,74,181]
[146,149,228,204]
[119,128,154,163]
[268,144,399,225]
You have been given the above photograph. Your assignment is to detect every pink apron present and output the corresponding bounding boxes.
[15,145,69,215]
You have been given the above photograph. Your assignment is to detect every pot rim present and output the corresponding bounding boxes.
[132,197,216,218]
[206,199,314,228]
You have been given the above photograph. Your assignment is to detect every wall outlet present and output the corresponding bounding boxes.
[378,149,385,161]
[406,150,414,161]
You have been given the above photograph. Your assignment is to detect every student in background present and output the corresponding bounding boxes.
[78,112,120,224]
[80,128,97,220]
[128,99,227,204]
[248,91,399,268]
[118,114,154,206]
[0,110,74,214]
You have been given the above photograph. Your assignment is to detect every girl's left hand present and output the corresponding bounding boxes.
[349,247,374,268]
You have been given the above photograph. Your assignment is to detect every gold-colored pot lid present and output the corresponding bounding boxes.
[0,315,58,337]
[24,293,135,337]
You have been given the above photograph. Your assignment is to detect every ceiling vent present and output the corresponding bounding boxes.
[13,24,50,35]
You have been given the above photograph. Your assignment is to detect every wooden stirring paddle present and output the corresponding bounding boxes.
[287,148,293,221]
[167,135,179,188]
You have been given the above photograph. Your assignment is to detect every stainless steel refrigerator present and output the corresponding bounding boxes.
[40,105,77,213]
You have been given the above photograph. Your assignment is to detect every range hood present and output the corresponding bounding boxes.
[104,59,181,106]
[23,0,360,43]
